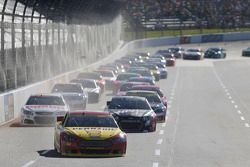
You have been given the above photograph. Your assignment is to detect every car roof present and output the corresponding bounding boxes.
[132,85,160,88]
[67,111,110,116]
[71,78,95,82]
[129,77,152,80]
[61,93,83,96]
[54,83,81,86]
[127,90,158,95]
[112,95,146,101]
[30,93,63,97]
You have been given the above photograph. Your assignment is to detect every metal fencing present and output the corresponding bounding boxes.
[0,15,122,92]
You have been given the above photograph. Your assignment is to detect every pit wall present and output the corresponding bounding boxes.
[1,31,250,125]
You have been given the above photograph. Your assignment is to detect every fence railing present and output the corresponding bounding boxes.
[0,15,122,93]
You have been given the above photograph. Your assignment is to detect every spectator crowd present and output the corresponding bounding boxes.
[125,0,250,28]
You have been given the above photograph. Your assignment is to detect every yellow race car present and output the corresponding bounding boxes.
[54,111,127,157]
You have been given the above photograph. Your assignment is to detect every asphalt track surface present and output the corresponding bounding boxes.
[1,41,250,167]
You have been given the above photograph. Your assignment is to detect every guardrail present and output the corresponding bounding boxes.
[1,31,250,125]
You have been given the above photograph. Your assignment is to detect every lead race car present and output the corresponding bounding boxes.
[54,111,127,157]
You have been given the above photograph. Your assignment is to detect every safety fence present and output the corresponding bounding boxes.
[0,15,122,92]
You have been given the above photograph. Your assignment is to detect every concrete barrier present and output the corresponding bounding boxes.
[1,31,250,125]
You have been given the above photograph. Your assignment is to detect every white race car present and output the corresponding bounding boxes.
[21,94,69,125]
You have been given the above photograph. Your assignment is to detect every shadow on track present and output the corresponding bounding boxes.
[37,150,122,159]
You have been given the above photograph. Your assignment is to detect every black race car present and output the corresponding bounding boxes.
[106,96,157,132]
[204,47,226,59]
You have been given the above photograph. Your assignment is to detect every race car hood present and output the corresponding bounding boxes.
[23,105,67,112]
[185,52,201,55]
[64,127,121,140]
[109,109,150,117]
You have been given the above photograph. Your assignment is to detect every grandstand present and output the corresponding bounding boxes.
[125,0,250,30]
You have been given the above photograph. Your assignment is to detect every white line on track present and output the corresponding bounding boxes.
[170,96,174,100]
[162,122,166,127]
[231,100,235,104]
[226,92,230,96]
[234,105,238,109]
[41,150,50,155]
[155,149,161,156]
[225,89,228,92]
[245,123,250,128]
[228,96,232,99]
[237,110,242,114]
[240,116,245,121]
[159,130,164,135]
[157,138,163,145]
[22,160,35,167]
[152,162,159,167]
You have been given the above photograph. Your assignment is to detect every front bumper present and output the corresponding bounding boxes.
[117,117,154,132]
[21,111,65,125]
[60,141,126,157]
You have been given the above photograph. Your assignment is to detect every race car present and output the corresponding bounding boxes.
[113,73,141,95]
[168,47,185,58]
[71,79,101,103]
[94,70,117,90]
[130,85,168,107]
[116,81,149,96]
[106,96,157,132]
[242,47,250,57]
[183,48,203,60]
[150,62,168,79]
[77,72,105,93]
[127,67,155,81]
[54,111,127,157]
[128,76,155,85]
[126,90,167,122]
[21,94,69,125]
[51,83,88,104]
[155,50,176,66]
[62,93,87,110]
[141,64,161,81]
[204,47,226,59]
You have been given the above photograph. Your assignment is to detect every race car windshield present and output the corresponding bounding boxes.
[100,71,113,77]
[78,73,101,80]
[126,92,161,103]
[120,84,132,91]
[63,95,83,103]
[52,85,82,93]
[64,116,117,128]
[129,78,151,83]
[157,64,166,68]
[109,98,151,110]
[26,96,65,105]
[82,81,96,88]
[145,95,161,103]
[168,48,179,52]
[117,74,138,81]
[187,49,200,52]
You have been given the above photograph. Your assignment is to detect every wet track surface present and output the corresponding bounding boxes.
[1,41,250,167]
